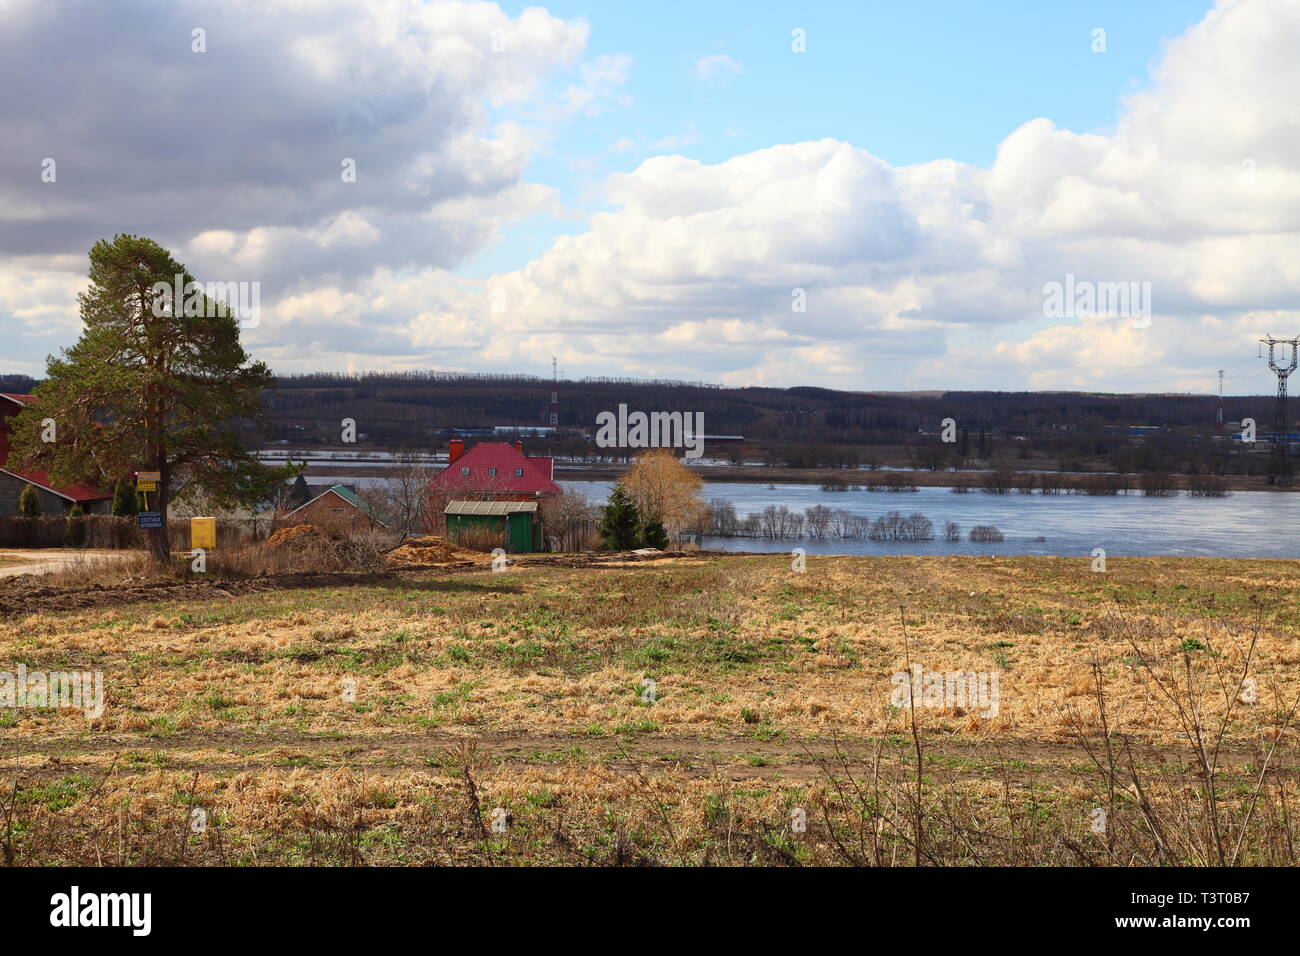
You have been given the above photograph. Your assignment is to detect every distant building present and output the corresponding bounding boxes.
[283,484,387,532]
[0,393,112,514]
[492,425,556,437]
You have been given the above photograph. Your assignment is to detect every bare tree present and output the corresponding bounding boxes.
[981,469,1015,494]
[805,504,832,539]
[707,498,739,536]
[1139,471,1177,496]
[1038,471,1065,495]
[360,448,441,541]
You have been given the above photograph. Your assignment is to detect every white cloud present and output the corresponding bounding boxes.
[473,0,1300,390]
[693,53,743,84]
[6,0,1300,394]
[0,0,622,374]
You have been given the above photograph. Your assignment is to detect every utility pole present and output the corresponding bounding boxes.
[548,356,559,427]
[1216,369,1224,435]
[1261,335,1299,485]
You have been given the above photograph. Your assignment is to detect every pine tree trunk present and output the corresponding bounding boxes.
[147,460,171,564]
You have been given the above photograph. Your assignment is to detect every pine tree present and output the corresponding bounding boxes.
[599,484,641,550]
[642,518,669,550]
[111,477,139,516]
[17,483,41,517]
[289,474,311,508]
[4,235,298,562]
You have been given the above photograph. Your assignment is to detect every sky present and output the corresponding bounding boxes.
[2,0,1297,395]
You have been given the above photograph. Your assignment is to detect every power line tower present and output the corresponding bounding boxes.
[1261,335,1299,485]
[548,356,559,427]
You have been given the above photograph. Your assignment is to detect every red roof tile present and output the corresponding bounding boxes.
[0,466,112,502]
[428,442,561,496]
[0,393,112,502]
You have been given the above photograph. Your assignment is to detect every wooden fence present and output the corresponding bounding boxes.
[0,516,276,549]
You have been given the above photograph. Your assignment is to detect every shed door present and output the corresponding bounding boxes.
[507,512,533,553]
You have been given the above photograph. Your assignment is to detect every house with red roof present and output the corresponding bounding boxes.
[0,393,113,515]
[427,440,562,500]
[424,440,561,542]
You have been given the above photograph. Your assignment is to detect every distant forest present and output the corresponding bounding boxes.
[1,369,1287,476]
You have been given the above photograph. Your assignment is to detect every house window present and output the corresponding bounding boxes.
[514,468,523,477]
[460,466,470,476]
[487,467,497,476]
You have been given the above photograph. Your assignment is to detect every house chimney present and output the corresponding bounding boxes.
[514,440,523,454]
[449,439,464,463]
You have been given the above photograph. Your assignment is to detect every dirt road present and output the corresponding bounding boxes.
[0,548,128,579]
[9,728,1291,786]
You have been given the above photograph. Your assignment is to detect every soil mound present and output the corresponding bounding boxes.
[385,535,481,565]
[265,524,341,549]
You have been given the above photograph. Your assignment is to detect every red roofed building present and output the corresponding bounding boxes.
[426,440,561,503]
[0,393,113,515]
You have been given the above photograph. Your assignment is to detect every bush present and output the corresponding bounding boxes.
[943,521,961,542]
[1139,471,1177,496]
[867,511,934,542]
[1186,474,1230,497]
[449,523,506,553]
[969,525,1004,542]
[1074,474,1124,496]
[884,473,920,492]
[17,483,40,517]
[1038,472,1065,495]
[218,526,389,575]
[65,505,87,547]
[981,470,1015,495]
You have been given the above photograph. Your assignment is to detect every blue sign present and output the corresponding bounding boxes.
[138,511,163,530]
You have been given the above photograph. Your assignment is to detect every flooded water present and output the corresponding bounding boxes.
[561,480,1300,559]
[287,462,1300,558]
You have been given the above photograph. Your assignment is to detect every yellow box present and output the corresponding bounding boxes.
[190,516,217,551]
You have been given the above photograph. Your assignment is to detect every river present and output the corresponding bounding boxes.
[560,480,1300,559]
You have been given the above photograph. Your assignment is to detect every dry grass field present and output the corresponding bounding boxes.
[2,553,1298,866]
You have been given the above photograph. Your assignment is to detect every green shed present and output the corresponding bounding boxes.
[444,500,542,553]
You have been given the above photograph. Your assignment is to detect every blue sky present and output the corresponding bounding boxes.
[467,0,1214,276]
